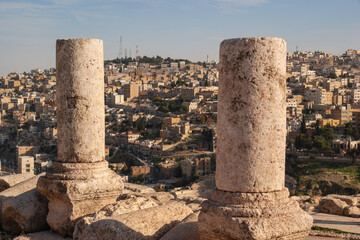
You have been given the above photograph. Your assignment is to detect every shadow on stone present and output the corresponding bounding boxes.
[2,188,49,235]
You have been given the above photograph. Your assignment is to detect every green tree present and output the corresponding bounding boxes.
[345,122,353,136]
[313,136,331,151]
[196,114,206,124]
[328,73,337,79]
[319,126,335,142]
[353,127,360,140]
[315,120,320,135]
[180,105,188,113]
[159,104,170,113]
[112,124,120,132]
[134,117,146,131]
[295,134,312,149]
[141,129,153,139]
[300,116,306,134]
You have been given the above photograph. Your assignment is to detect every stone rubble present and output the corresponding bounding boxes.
[2,188,48,235]
[73,195,159,238]
[74,201,193,240]
[319,195,360,218]
[0,173,35,192]
[0,173,45,225]
[14,231,72,240]
[159,212,200,240]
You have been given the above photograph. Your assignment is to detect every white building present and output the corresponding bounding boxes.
[18,156,34,174]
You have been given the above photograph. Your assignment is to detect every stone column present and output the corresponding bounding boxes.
[198,37,312,239]
[37,39,123,236]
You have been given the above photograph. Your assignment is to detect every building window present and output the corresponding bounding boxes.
[26,169,30,172]
[26,164,30,167]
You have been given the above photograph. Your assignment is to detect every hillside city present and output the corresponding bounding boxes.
[1,49,360,192]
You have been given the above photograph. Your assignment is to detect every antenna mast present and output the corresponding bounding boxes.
[136,45,140,61]
[119,36,123,59]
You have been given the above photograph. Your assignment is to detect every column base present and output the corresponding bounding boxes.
[37,161,123,236]
[198,188,313,240]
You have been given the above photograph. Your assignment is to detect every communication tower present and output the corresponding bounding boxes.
[119,36,123,59]
[136,45,140,61]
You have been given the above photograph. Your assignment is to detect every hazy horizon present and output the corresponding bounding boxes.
[0,0,359,76]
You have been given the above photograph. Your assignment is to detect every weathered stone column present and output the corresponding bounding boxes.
[198,37,312,239]
[37,39,123,236]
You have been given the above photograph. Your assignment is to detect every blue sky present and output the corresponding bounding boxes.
[0,0,359,75]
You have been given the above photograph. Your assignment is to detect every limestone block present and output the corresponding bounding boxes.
[74,195,158,238]
[0,173,45,225]
[160,212,200,240]
[319,197,349,215]
[123,183,156,194]
[75,201,193,240]
[187,203,201,211]
[121,183,174,205]
[120,191,174,205]
[2,188,49,234]
[199,188,313,240]
[327,194,358,206]
[215,37,287,192]
[37,165,123,236]
[14,231,72,240]
[0,173,34,192]
[343,205,360,217]
[147,192,174,204]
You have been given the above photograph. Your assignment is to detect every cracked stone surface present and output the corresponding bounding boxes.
[216,37,287,193]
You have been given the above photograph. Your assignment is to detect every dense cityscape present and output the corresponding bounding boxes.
[0,42,360,238]
[1,49,360,191]
[0,0,359,237]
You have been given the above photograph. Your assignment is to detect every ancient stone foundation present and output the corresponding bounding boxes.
[198,37,313,239]
[37,39,123,236]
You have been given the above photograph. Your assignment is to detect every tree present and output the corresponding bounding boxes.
[345,122,353,136]
[112,124,120,132]
[295,134,312,149]
[319,126,335,142]
[180,105,188,113]
[134,117,146,131]
[353,127,360,140]
[313,136,331,151]
[202,128,213,141]
[196,114,206,124]
[300,116,306,134]
[159,104,170,113]
[315,120,320,135]
[141,129,153,139]
[328,73,337,79]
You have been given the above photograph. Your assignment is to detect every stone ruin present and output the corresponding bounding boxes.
[198,37,313,239]
[0,37,312,239]
[36,39,124,236]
